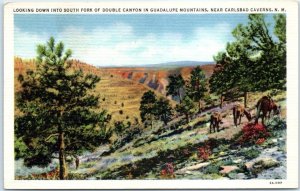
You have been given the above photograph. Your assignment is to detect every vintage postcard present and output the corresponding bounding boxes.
[3,0,298,189]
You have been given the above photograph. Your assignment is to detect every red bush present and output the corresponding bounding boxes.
[239,123,270,145]
[197,143,212,161]
[160,162,175,178]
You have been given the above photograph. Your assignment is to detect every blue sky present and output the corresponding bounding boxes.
[14,14,275,66]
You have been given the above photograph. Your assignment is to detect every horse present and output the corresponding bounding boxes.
[210,112,222,133]
[232,103,252,127]
[255,96,280,125]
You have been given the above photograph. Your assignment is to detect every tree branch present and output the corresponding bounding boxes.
[45,133,59,142]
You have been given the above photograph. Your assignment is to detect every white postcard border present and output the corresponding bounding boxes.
[3,1,299,189]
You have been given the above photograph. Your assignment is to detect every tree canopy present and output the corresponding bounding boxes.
[176,95,197,123]
[15,37,111,179]
[140,90,173,127]
[139,90,157,124]
[187,66,207,113]
[166,74,185,103]
[209,14,286,107]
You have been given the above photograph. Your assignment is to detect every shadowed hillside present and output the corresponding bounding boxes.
[100,64,215,95]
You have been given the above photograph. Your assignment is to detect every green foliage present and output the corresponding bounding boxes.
[274,14,286,44]
[15,37,111,170]
[114,121,127,136]
[139,90,156,123]
[155,97,173,125]
[176,95,197,123]
[266,116,286,131]
[14,136,28,159]
[202,164,220,174]
[240,148,261,160]
[210,14,286,103]
[203,93,214,106]
[139,91,173,126]
[110,127,142,152]
[187,66,207,112]
[166,74,185,103]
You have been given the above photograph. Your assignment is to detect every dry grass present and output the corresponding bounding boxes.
[14,58,175,123]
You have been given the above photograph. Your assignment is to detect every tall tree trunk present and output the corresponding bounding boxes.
[220,95,224,108]
[244,91,248,108]
[58,132,67,180]
[186,113,190,123]
[198,100,201,113]
[178,89,182,104]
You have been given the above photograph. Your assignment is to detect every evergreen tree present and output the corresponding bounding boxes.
[209,14,286,107]
[188,66,207,113]
[176,95,196,123]
[155,97,173,125]
[209,51,235,108]
[140,91,173,127]
[139,90,157,128]
[114,121,130,137]
[15,37,111,180]
[166,74,185,103]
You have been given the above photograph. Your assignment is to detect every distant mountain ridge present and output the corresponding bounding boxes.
[144,61,214,68]
[100,61,214,68]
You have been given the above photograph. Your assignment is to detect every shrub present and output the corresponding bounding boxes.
[197,143,212,161]
[266,116,286,131]
[238,123,270,145]
[202,164,220,174]
[241,148,261,160]
[160,162,175,178]
[204,94,214,105]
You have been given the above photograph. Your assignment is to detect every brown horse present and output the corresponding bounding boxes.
[210,112,222,133]
[255,96,280,125]
[232,104,252,127]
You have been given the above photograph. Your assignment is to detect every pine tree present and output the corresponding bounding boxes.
[176,95,196,123]
[188,66,207,113]
[15,37,111,180]
[155,97,173,125]
[139,90,157,128]
[166,74,185,103]
[209,51,235,108]
[209,14,286,107]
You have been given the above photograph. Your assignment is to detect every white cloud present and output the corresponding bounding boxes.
[14,27,48,58]
[14,22,233,66]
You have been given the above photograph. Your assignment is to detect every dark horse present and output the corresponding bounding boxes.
[232,103,252,127]
[255,96,280,125]
[210,112,222,133]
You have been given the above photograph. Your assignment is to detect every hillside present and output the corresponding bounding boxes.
[100,64,215,95]
[15,90,287,180]
[14,58,170,123]
[70,91,287,180]
[14,57,287,181]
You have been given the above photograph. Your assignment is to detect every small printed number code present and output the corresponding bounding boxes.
[270,181,283,184]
